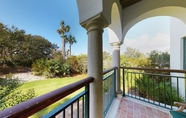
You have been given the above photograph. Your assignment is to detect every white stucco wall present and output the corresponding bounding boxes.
[121,0,186,43]
[170,17,186,70]
[170,17,186,98]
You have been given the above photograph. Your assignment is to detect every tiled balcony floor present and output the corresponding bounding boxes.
[106,95,172,118]
[115,98,171,118]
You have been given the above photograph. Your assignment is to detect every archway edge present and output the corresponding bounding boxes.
[108,2,123,44]
[76,0,122,28]
[122,5,186,43]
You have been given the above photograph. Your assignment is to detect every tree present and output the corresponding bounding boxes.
[0,22,57,67]
[148,50,170,68]
[123,47,147,67]
[103,51,112,69]
[66,34,76,56]
[0,23,10,67]
[57,21,70,59]
[124,47,142,58]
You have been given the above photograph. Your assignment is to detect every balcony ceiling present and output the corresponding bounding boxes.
[120,0,142,9]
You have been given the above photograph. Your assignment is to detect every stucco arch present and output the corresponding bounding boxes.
[108,2,123,44]
[123,7,186,37]
[122,6,186,42]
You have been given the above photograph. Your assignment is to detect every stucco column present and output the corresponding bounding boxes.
[85,19,105,118]
[111,42,121,94]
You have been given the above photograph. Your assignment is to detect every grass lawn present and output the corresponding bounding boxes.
[17,74,87,118]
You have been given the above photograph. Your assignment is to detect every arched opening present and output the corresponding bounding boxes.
[121,7,186,98]
[108,2,122,44]
[122,6,186,38]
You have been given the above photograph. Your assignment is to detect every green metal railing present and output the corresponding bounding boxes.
[42,86,90,118]
[0,77,94,118]
[103,67,117,117]
[0,67,118,118]
[121,67,186,110]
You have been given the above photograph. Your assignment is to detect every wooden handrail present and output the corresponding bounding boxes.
[103,67,117,74]
[121,66,186,73]
[0,77,94,118]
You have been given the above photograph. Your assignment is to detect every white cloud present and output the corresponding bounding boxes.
[123,33,170,54]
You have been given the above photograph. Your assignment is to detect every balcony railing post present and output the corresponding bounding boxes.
[123,67,125,96]
[114,68,116,97]
[85,84,90,118]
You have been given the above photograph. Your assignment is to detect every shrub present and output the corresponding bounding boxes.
[66,56,79,73]
[77,54,87,74]
[32,58,71,78]
[32,58,47,75]
[0,74,35,110]
[135,75,184,105]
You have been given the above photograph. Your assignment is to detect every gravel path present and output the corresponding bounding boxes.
[13,72,45,82]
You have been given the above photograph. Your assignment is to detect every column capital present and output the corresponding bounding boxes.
[85,19,105,33]
[110,42,121,48]
[81,13,108,31]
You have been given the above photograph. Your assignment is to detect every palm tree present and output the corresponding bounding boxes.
[57,21,70,58]
[66,34,77,56]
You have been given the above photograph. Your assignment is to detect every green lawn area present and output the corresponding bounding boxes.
[17,74,87,118]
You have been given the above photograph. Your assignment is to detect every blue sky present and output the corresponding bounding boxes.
[0,0,170,55]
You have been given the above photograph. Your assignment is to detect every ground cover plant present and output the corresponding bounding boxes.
[16,74,87,118]
[0,74,35,110]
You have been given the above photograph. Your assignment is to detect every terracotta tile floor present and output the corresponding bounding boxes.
[115,98,171,118]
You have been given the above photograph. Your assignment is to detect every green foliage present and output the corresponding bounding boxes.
[0,22,57,67]
[66,56,80,73]
[57,20,70,59]
[103,51,112,70]
[77,54,87,73]
[0,74,35,110]
[121,47,170,68]
[16,77,83,118]
[32,58,48,75]
[66,55,88,74]
[66,34,77,57]
[32,58,70,78]
[135,75,184,105]
[122,47,148,67]
[124,47,143,59]
[148,50,170,68]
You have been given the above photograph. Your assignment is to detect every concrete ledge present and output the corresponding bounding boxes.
[105,94,122,118]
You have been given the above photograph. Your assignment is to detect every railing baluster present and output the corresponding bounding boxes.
[153,75,155,104]
[123,68,125,96]
[63,109,65,118]
[177,77,179,102]
[85,85,89,118]
[77,100,79,118]
[163,76,166,108]
[147,73,149,102]
[82,96,84,118]
[158,77,160,106]
[71,104,73,118]
[121,67,186,112]
[114,68,116,97]
[135,73,137,98]
[170,77,173,109]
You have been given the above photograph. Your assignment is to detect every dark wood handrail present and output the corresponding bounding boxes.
[0,77,94,118]
[103,66,117,74]
[121,66,186,73]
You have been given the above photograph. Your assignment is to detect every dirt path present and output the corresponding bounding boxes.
[0,67,45,82]
[13,72,45,82]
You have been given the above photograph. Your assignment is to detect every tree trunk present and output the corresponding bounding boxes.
[69,44,71,56]
[62,36,65,59]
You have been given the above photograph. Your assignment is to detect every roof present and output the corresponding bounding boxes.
[120,0,142,9]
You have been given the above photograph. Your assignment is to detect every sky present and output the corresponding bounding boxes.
[0,0,170,55]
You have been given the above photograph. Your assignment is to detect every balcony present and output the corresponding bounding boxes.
[0,67,186,118]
